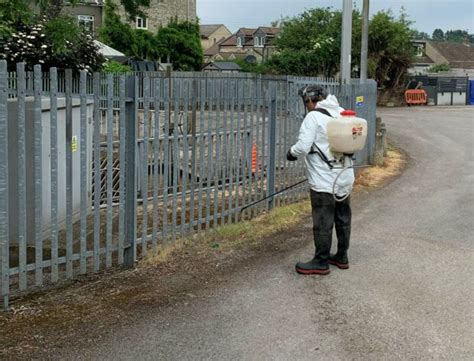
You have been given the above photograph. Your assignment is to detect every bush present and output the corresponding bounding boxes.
[427,63,450,73]
[0,16,105,71]
[99,0,138,57]
[155,20,203,70]
[102,60,132,73]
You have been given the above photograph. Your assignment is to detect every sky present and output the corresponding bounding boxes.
[197,0,474,35]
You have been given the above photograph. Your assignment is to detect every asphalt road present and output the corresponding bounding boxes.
[65,106,473,360]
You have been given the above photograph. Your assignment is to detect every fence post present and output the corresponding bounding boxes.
[0,60,9,310]
[123,75,137,267]
[267,83,277,210]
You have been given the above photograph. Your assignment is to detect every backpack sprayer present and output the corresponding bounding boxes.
[308,107,369,201]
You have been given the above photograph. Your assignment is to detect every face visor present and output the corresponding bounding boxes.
[298,85,326,115]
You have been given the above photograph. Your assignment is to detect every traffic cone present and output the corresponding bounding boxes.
[251,143,257,174]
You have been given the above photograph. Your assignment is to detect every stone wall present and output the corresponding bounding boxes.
[117,0,197,34]
[63,4,103,35]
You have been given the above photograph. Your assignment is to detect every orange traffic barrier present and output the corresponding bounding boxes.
[251,143,257,174]
[405,89,427,105]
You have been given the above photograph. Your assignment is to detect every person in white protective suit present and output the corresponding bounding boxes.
[287,85,354,275]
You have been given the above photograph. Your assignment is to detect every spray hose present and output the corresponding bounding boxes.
[238,163,370,212]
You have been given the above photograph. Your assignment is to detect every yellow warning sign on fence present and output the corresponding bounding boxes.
[72,136,78,152]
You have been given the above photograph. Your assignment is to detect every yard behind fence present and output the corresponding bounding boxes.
[0,60,377,309]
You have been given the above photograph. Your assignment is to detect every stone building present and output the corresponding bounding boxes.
[200,24,232,51]
[61,0,197,36]
[63,1,105,35]
[115,0,197,33]
[206,27,280,63]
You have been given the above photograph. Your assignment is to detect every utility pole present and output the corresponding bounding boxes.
[340,0,353,85]
[360,0,370,82]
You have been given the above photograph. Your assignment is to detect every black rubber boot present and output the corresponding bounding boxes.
[328,254,349,269]
[295,258,330,275]
[329,225,350,269]
[329,197,351,270]
[296,234,331,275]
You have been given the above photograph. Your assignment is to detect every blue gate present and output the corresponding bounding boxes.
[470,80,474,105]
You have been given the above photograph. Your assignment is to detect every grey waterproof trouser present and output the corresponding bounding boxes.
[310,190,352,264]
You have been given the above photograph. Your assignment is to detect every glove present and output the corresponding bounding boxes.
[286,149,297,161]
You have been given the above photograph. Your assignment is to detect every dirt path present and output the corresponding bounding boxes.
[1,146,405,360]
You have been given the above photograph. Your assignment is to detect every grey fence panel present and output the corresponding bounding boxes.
[151,77,160,250]
[171,97,179,243]
[79,70,88,275]
[33,65,43,286]
[1,65,377,309]
[220,88,228,225]
[204,85,213,230]
[93,73,101,272]
[196,79,205,231]
[162,79,170,242]
[0,60,9,309]
[50,68,59,283]
[16,63,27,291]
[106,74,114,268]
[267,84,277,210]
[65,70,73,279]
[140,75,150,255]
[118,75,126,264]
[180,95,189,234]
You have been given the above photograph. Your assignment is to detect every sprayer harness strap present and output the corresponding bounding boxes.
[308,108,338,169]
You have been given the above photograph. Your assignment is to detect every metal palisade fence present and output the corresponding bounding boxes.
[0,60,377,309]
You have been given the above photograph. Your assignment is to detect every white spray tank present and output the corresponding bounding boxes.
[327,110,367,155]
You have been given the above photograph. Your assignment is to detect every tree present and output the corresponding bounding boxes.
[0,0,35,42]
[266,8,362,77]
[265,7,413,90]
[432,28,445,41]
[100,2,203,67]
[155,20,203,70]
[118,0,150,19]
[99,0,138,57]
[1,16,105,70]
[413,30,430,40]
[134,29,160,60]
[445,29,469,43]
[367,10,414,89]
[0,0,105,70]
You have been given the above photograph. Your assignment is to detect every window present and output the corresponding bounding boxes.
[237,37,243,47]
[254,36,265,47]
[136,17,148,29]
[77,15,94,33]
[416,45,423,57]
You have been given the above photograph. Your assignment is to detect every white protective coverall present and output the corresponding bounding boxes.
[290,94,355,197]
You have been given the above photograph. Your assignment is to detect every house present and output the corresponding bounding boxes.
[62,0,105,35]
[208,27,281,63]
[200,24,232,51]
[410,39,474,77]
[202,62,242,73]
[61,0,197,36]
[116,0,197,33]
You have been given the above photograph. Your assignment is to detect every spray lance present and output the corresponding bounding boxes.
[239,89,370,212]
